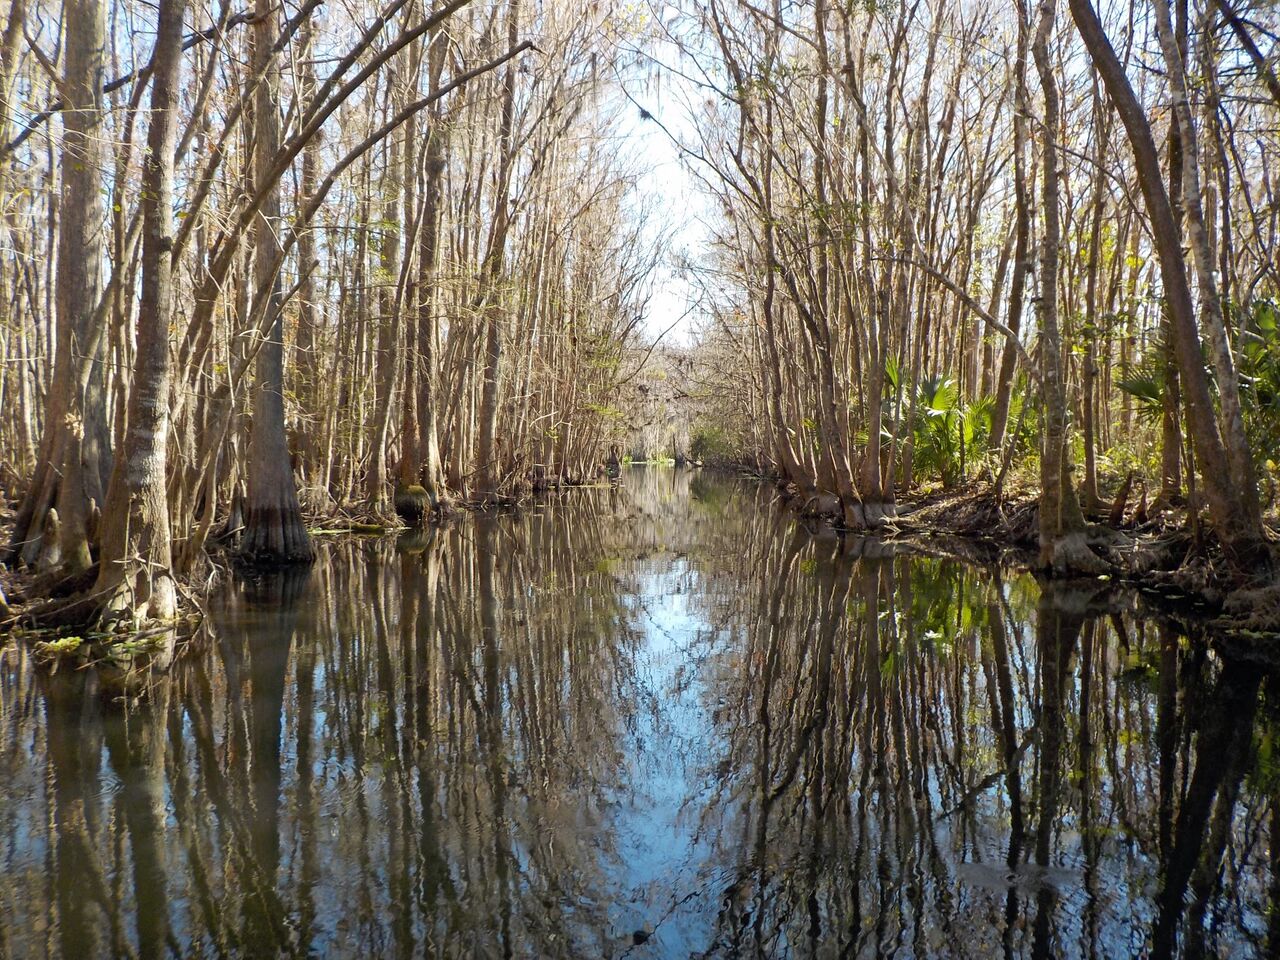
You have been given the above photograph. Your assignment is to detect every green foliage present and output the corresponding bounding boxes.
[911,375,959,485]
[1115,302,1280,478]
[1115,365,1166,427]
[689,473,731,512]
[1238,299,1280,469]
[1100,442,1158,484]
[583,402,624,420]
[909,375,993,488]
[1116,647,1161,693]
[33,635,84,660]
[689,422,737,466]
[1249,698,1280,796]
[966,394,996,451]
[901,559,998,655]
[884,356,902,394]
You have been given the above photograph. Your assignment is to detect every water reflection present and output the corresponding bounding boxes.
[0,466,1276,957]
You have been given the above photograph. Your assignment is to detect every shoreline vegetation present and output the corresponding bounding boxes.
[734,464,1280,636]
[6,461,1274,660]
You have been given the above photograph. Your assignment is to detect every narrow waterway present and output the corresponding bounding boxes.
[1,466,1275,958]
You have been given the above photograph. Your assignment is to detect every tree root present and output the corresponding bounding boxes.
[9,587,112,631]
[3,568,198,638]
[17,562,99,603]
[1213,583,1280,636]
[1046,531,1113,577]
[753,470,1280,630]
[393,483,431,524]
[1104,532,1189,575]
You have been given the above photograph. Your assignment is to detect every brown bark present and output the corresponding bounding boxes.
[1151,0,1262,525]
[1080,84,1109,514]
[241,0,313,564]
[93,0,187,626]
[293,10,321,481]
[475,0,520,500]
[1033,0,1103,574]
[9,0,112,570]
[989,10,1031,456]
[414,57,448,498]
[367,115,403,515]
[53,0,114,568]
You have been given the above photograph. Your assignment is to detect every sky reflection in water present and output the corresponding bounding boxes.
[0,465,1275,958]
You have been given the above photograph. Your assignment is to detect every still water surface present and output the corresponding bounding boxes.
[1,466,1276,958]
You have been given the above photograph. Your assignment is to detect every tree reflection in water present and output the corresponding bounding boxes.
[0,466,1276,957]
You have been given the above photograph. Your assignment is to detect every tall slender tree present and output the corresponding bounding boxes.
[241,0,313,563]
[93,0,187,625]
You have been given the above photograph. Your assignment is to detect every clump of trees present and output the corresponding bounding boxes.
[678,0,1280,578]
[0,0,660,626]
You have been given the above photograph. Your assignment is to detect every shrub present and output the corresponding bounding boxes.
[689,423,737,466]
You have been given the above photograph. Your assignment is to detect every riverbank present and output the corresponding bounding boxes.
[0,473,630,633]
[5,467,1279,642]
[752,471,1280,638]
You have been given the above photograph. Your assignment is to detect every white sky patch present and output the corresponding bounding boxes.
[605,4,713,347]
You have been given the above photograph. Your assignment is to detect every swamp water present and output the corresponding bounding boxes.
[1,466,1277,958]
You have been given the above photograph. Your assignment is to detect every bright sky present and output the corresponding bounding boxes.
[606,4,713,347]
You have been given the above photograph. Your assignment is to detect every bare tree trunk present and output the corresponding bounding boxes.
[9,0,112,570]
[367,113,403,516]
[0,0,24,155]
[294,9,321,486]
[241,0,313,564]
[93,0,186,626]
[1150,0,1262,525]
[397,40,440,524]
[1033,0,1103,574]
[475,0,520,500]
[989,10,1031,455]
[1158,66,1186,510]
[1080,82,1109,514]
[414,42,448,500]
